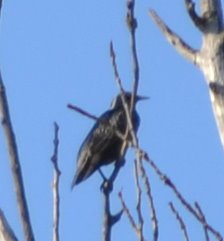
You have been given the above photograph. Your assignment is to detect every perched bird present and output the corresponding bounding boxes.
[71,92,147,188]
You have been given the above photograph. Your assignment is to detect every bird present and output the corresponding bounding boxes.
[71,91,147,188]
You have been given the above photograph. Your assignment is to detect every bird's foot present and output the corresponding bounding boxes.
[101,179,113,194]
[115,158,125,168]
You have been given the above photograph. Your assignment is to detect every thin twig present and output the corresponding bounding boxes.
[169,202,190,241]
[0,72,35,241]
[195,202,210,241]
[134,160,144,241]
[67,103,98,121]
[103,39,136,241]
[109,41,132,143]
[126,0,139,112]
[138,159,158,241]
[127,3,157,240]
[118,191,139,233]
[110,42,126,95]
[142,151,223,241]
[0,209,18,241]
[51,122,61,241]
[0,1,34,240]
[110,3,154,241]
[110,42,138,148]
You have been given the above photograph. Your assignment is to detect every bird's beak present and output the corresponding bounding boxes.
[136,95,149,101]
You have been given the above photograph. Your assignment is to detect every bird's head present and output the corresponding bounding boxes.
[111,92,148,109]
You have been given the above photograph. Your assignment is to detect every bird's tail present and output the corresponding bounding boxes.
[71,175,78,190]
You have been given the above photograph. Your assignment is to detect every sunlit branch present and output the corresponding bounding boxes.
[149,9,198,65]
[118,191,139,235]
[51,122,61,241]
[0,72,35,241]
[0,209,18,241]
[134,160,144,241]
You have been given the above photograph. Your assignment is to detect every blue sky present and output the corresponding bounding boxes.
[0,0,223,240]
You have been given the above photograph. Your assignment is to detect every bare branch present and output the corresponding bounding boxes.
[137,159,158,241]
[195,201,223,241]
[142,151,223,241]
[106,30,143,240]
[195,202,210,241]
[101,137,127,241]
[67,103,98,121]
[118,191,139,234]
[169,202,190,241]
[110,0,141,149]
[106,16,143,236]
[101,137,126,241]
[0,72,35,241]
[0,209,18,241]
[102,187,111,241]
[110,42,139,148]
[126,0,139,110]
[149,2,224,148]
[51,122,61,241]
[194,202,210,241]
[149,9,198,65]
[102,174,123,241]
[109,42,126,95]
[185,0,206,31]
[134,160,145,241]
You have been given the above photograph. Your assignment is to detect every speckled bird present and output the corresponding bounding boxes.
[71,92,147,188]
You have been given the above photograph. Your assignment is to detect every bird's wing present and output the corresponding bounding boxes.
[72,110,118,186]
[79,110,117,155]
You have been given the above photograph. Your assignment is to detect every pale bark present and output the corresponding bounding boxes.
[0,209,18,241]
[150,0,224,148]
[0,73,35,241]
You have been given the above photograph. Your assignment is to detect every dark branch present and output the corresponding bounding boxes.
[101,147,126,241]
[101,162,124,241]
[169,202,190,241]
[209,82,224,96]
[67,103,98,121]
[200,0,224,32]
[194,202,210,241]
[0,0,2,17]
[185,0,206,31]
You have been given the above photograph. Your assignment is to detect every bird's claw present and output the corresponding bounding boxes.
[101,179,113,194]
